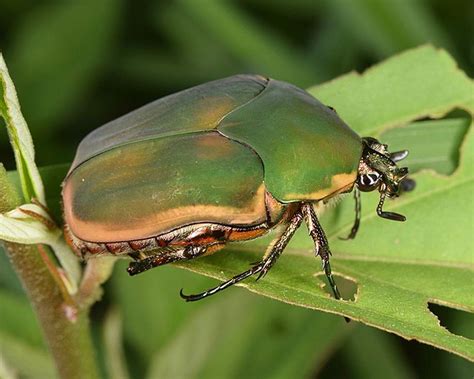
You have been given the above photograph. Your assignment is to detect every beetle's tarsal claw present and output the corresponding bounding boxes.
[179,288,198,302]
[322,260,351,323]
[179,287,219,302]
[179,262,266,302]
[256,263,271,281]
[321,260,341,300]
[179,289,212,302]
[319,246,331,257]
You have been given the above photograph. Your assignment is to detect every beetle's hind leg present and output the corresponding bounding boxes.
[180,210,304,302]
[127,246,207,276]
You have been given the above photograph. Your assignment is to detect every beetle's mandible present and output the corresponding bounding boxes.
[62,75,410,302]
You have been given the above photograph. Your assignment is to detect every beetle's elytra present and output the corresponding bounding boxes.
[62,75,409,302]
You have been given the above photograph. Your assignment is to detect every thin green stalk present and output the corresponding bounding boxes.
[0,166,101,379]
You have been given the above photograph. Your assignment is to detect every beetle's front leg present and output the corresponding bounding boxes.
[127,245,207,276]
[339,188,361,240]
[302,203,342,301]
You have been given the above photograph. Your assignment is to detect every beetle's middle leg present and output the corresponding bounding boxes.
[302,203,342,301]
[339,188,361,240]
[180,210,304,302]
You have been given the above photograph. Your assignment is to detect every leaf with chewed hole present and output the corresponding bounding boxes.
[175,46,474,360]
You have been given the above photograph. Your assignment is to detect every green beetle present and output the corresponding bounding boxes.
[63,75,409,301]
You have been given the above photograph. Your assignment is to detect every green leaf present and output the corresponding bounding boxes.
[0,203,58,244]
[308,45,473,136]
[0,164,20,211]
[173,46,474,360]
[0,54,45,204]
[0,56,81,292]
[0,52,81,288]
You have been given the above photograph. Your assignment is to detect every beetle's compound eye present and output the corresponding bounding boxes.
[358,172,381,192]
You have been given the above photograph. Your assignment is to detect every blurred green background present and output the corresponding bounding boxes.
[1,0,473,378]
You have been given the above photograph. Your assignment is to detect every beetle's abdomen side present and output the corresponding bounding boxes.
[218,80,363,202]
[63,133,267,243]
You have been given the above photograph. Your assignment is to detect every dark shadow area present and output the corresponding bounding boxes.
[428,302,474,340]
[317,323,474,379]
[0,118,15,170]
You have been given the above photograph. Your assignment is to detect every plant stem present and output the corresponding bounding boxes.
[0,167,101,379]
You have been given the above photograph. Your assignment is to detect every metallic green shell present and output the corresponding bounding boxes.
[70,75,267,173]
[63,132,266,242]
[64,74,363,243]
[218,79,362,202]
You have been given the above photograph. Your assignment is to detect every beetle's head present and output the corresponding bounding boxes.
[357,137,409,221]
